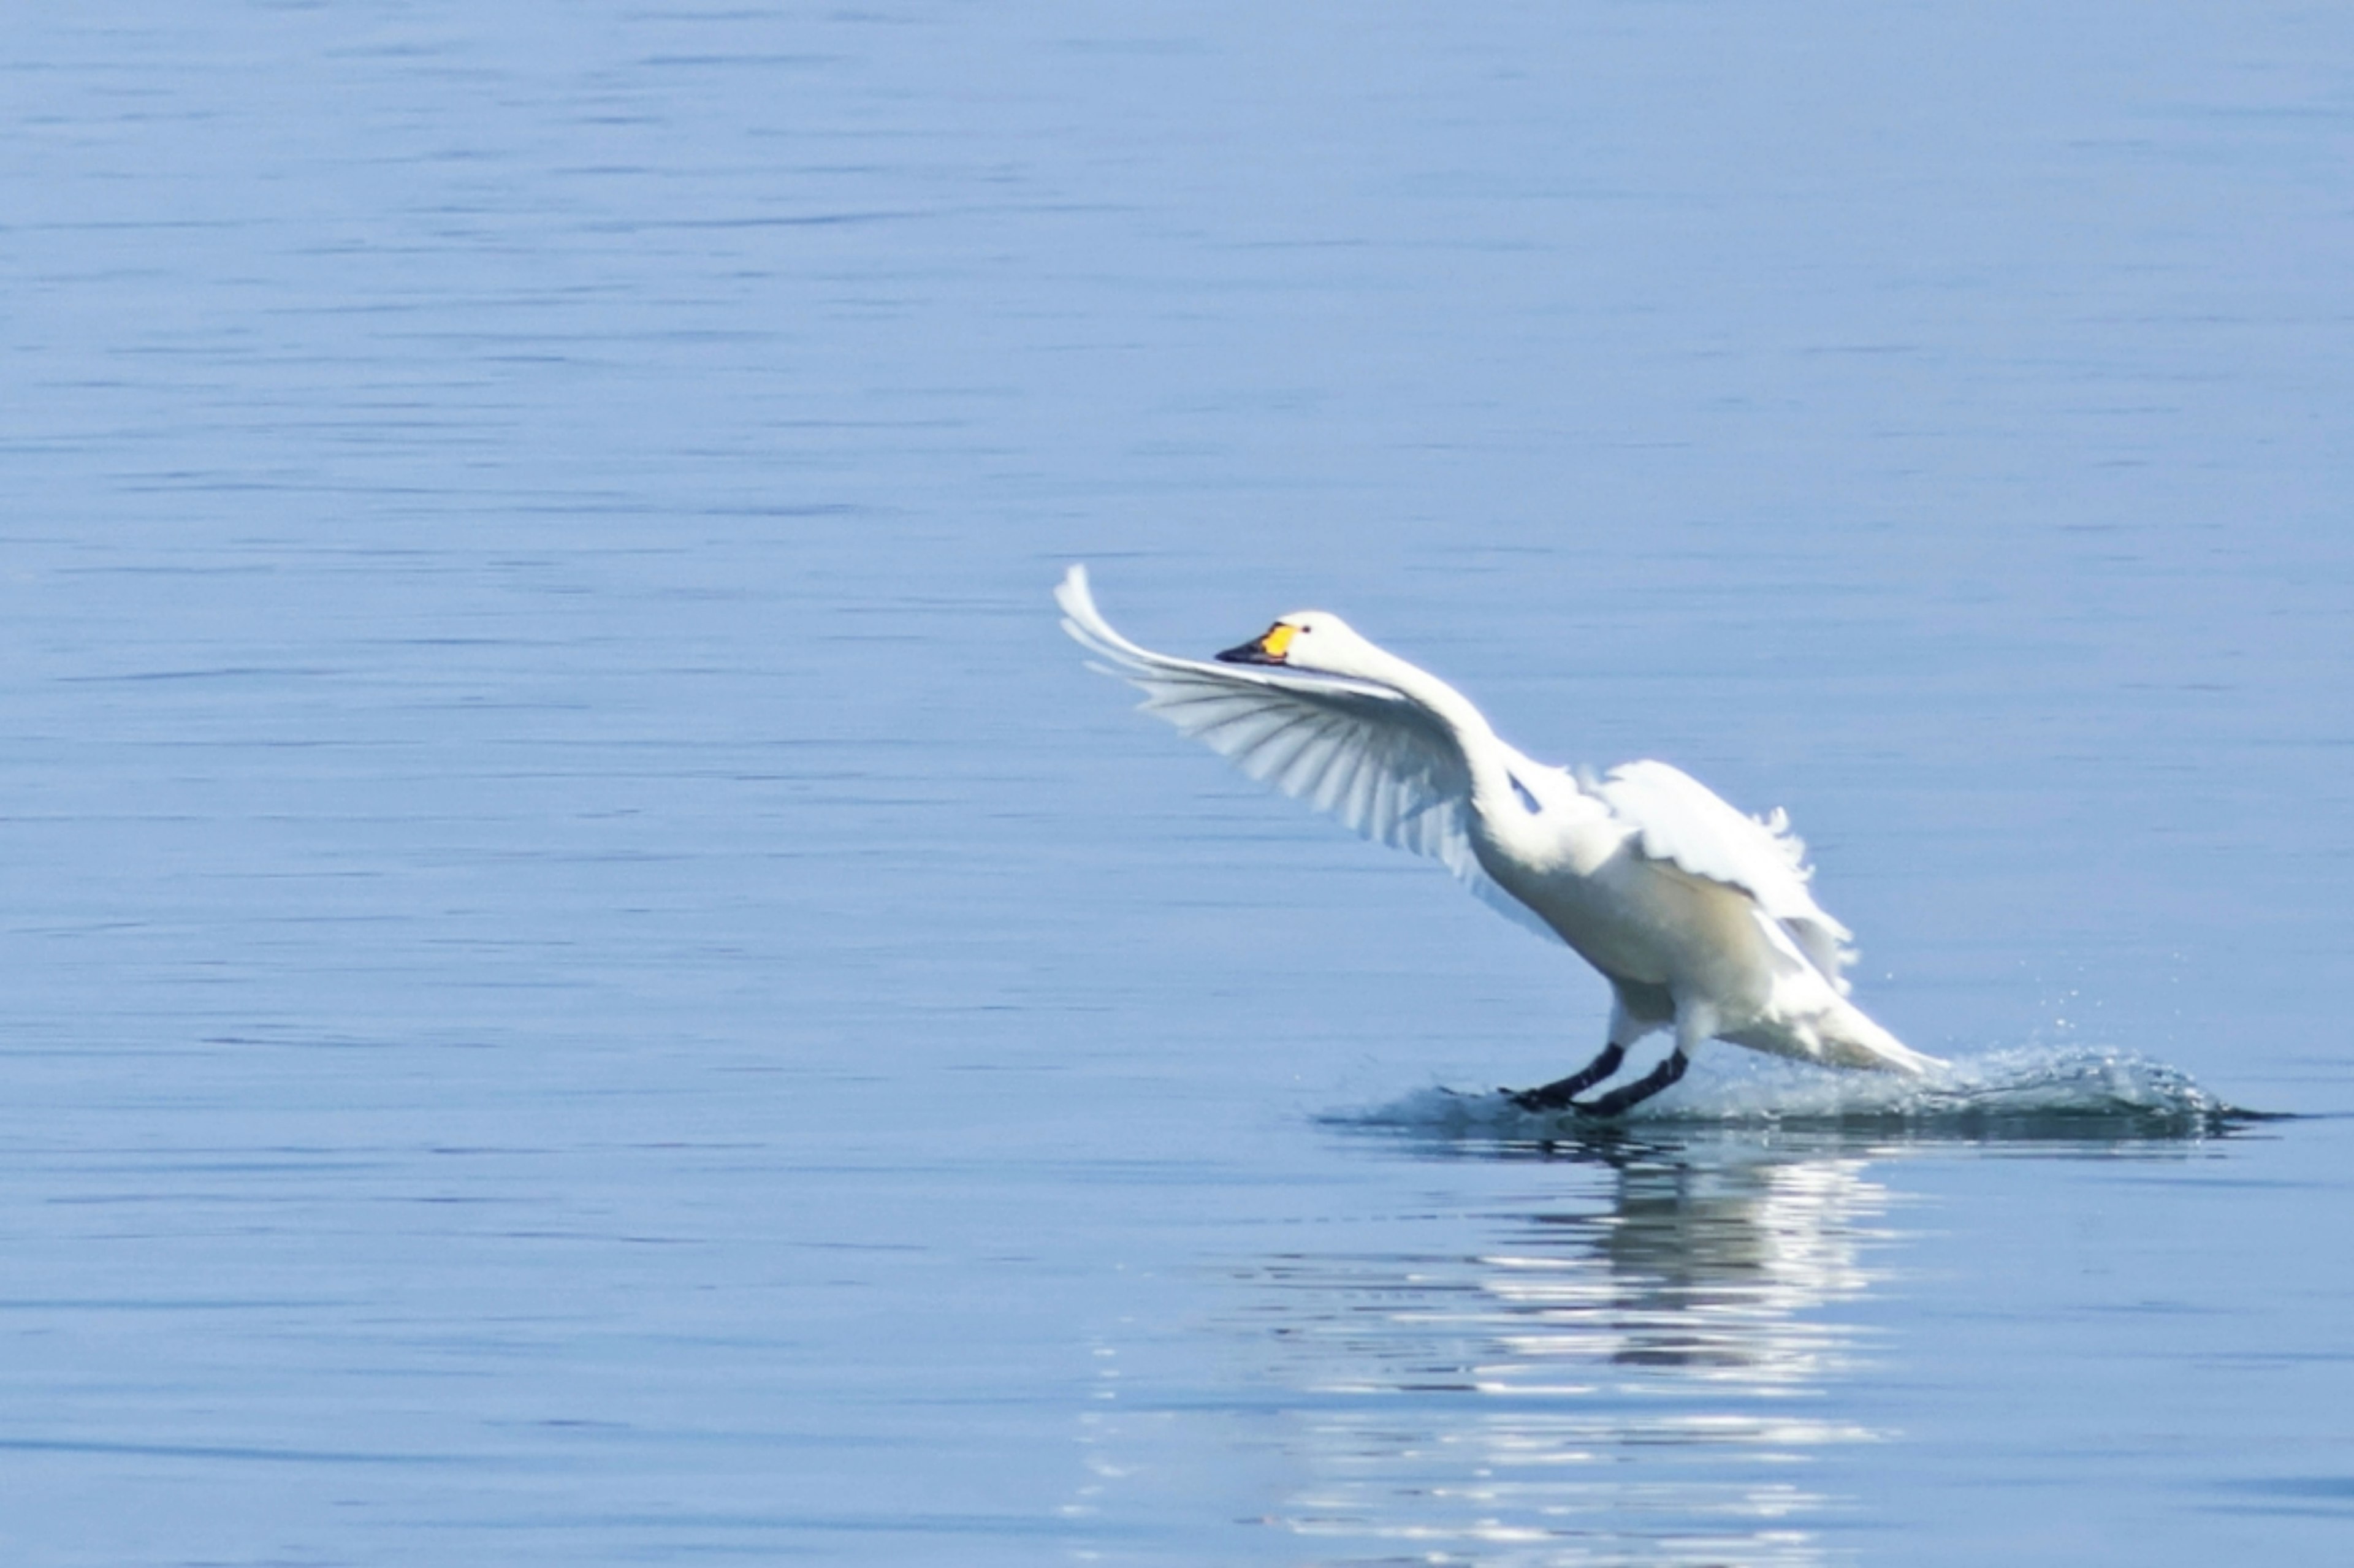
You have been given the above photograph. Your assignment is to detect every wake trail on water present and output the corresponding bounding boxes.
[1337,1045,2270,1141]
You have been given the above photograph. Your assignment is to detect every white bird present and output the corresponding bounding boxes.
[1056,565,1943,1116]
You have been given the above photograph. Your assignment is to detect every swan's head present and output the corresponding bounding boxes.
[1215,611,1384,678]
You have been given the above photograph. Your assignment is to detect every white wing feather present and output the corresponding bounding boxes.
[1057,566,1563,944]
[1590,758,1857,990]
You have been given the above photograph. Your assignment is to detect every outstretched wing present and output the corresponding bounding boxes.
[1590,758,1856,989]
[1057,565,1561,943]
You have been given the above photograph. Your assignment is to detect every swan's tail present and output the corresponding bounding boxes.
[1817,998,1945,1075]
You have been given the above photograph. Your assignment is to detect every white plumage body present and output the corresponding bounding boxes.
[1056,565,1940,1106]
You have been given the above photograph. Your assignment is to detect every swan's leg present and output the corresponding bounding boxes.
[1572,1000,1713,1119]
[1510,996,1659,1110]
[1571,1049,1688,1117]
[1509,1043,1624,1111]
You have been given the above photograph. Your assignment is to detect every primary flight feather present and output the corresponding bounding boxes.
[1057,565,1941,1116]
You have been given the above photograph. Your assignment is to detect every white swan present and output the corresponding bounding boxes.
[1056,565,1943,1116]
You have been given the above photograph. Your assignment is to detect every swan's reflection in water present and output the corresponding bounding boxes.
[1249,1132,1905,1566]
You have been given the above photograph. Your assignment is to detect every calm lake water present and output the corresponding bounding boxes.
[6,3,2352,1563]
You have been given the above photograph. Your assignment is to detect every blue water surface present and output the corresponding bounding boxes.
[5,2,2352,1563]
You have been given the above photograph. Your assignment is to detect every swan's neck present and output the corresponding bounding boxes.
[1361,649,1517,812]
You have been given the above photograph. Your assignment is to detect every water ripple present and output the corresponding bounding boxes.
[1336,1046,2268,1144]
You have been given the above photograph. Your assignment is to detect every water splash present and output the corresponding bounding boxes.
[1336,1045,2269,1144]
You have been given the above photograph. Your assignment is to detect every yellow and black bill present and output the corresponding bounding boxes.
[1216,623,1295,665]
